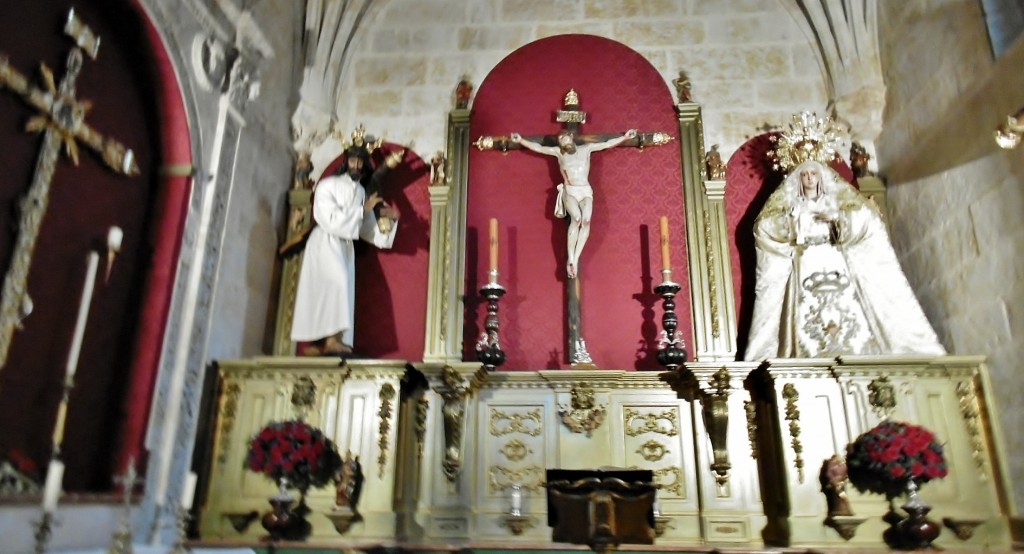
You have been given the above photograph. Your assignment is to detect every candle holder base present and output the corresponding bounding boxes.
[476,282,507,371]
[502,514,535,536]
[654,280,687,370]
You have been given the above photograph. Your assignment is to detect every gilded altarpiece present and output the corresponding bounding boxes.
[198,73,1013,550]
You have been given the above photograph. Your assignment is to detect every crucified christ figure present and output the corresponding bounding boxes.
[510,128,637,279]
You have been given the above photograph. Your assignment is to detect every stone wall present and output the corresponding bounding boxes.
[331,0,829,161]
[877,1,1024,518]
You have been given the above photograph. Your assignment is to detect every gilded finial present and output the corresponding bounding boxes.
[768,111,843,173]
[564,89,579,107]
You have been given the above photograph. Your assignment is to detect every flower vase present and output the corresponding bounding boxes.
[261,480,295,542]
[260,478,312,542]
[898,479,941,549]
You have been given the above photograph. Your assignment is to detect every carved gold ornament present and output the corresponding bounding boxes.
[558,384,607,437]
[488,464,545,493]
[637,440,668,462]
[500,439,531,462]
[744,400,758,459]
[377,383,395,477]
[624,408,679,437]
[955,381,988,479]
[867,376,896,419]
[216,381,242,465]
[490,408,543,437]
[782,383,804,483]
[768,111,843,172]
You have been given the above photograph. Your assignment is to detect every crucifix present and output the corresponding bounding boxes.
[0,9,139,370]
[475,90,672,367]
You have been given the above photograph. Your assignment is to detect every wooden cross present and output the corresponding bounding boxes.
[475,90,672,367]
[0,9,139,369]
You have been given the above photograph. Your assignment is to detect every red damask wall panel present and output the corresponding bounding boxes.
[465,34,691,370]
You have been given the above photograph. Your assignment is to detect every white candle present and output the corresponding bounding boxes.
[66,252,99,380]
[180,471,198,510]
[106,226,123,252]
[510,483,522,516]
[653,496,661,517]
[42,460,64,513]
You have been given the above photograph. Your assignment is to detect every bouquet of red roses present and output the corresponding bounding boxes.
[846,420,948,498]
[246,420,342,493]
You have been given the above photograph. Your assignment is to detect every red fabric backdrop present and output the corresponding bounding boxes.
[465,34,691,370]
[725,134,854,357]
[316,149,431,360]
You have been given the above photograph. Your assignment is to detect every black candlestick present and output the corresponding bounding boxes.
[476,275,507,371]
[654,270,687,369]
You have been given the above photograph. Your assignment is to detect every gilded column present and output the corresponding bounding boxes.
[678,103,738,360]
[423,108,471,362]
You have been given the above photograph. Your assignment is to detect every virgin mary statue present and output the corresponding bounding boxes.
[744,159,946,360]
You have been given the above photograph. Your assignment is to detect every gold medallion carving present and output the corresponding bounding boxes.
[624,408,679,437]
[637,440,668,462]
[500,439,531,462]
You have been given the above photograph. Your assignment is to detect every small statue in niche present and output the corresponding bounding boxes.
[455,75,474,109]
[704,144,726,181]
[293,151,314,189]
[849,142,873,179]
[820,454,853,517]
[673,70,693,103]
[334,451,363,511]
[429,151,447,185]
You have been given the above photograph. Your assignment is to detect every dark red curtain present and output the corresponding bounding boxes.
[0,0,173,491]
[465,34,692,370]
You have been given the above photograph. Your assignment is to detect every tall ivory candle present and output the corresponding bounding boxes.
[42,459,64,513]
[181,471,198,510]
[66,252,99,380]
[659,216,671,272]
[488,218,499,274]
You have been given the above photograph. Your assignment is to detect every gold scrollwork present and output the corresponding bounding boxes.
[488,464,545,493]
[782,383,804,483]
[377,383,395,477]
[867,376,896,419]
[744,400,758,459]
[631,465,684,497]
[216,381,242,465]
[500,439,531,462]
[955,381,988,479]
[637,440,668,462]
[624,408,679,437]
[490,408,543,437]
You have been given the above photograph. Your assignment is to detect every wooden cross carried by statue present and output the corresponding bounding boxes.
[0,9,139,371]
[475,90,672,367]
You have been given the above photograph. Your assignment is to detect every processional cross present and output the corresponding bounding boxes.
[475,90,672,367]
[0,9,139,369]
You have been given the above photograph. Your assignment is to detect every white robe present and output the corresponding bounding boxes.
[290,174,397,345]
[744,161,946,360]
